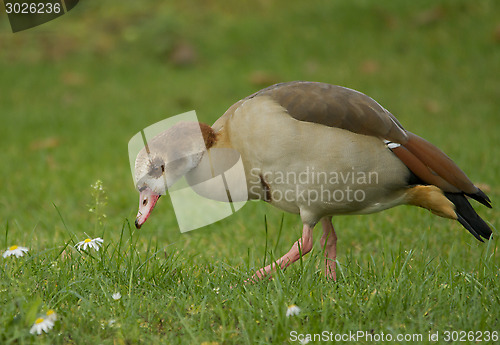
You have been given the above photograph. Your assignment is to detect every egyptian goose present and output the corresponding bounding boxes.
[134,81,492,281]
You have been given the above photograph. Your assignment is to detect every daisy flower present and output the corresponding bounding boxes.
[75,237,103,251]
[286,304,301,317]
[46,309,57,322]
[3,245,29,258]
[112,292,121,300]
[29,316,54,335]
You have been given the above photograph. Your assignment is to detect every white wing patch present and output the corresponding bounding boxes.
[384,139,401,149]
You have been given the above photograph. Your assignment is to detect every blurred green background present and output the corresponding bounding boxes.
[0,0,499,342]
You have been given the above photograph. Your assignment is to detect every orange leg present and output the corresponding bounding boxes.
[248,223,314,282]
[320,216,337,281]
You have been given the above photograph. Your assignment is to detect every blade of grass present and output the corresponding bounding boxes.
[4,220,8,248]
[262,215,268,269]
[53,203,77,244]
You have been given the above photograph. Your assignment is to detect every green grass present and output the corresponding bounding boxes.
[1,0,499,344]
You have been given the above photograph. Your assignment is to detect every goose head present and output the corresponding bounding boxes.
[134,122,216,228]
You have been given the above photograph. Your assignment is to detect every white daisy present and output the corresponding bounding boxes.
[75,237,103,251]
[299,339,310,345]
[3,245,29,258]
[112,292,121,300]
[46,309,57,322]
[286,304,301,317]
[29,316,54,335]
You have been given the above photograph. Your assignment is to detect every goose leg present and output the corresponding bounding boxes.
[320,216,337,281]
[248,223,314,282]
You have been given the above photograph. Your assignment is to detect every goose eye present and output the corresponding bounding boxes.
[148,160,165,178]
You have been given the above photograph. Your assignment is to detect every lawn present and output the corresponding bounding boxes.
[0,0,499,344]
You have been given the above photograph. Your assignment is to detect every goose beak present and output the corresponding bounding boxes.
[135,188,160,229]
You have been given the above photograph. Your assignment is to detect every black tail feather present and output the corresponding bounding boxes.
[456,213,482,242]
[445,192,492,242]
[466,188,492,209]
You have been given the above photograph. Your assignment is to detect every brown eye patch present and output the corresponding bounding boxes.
[148,157,165,178]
